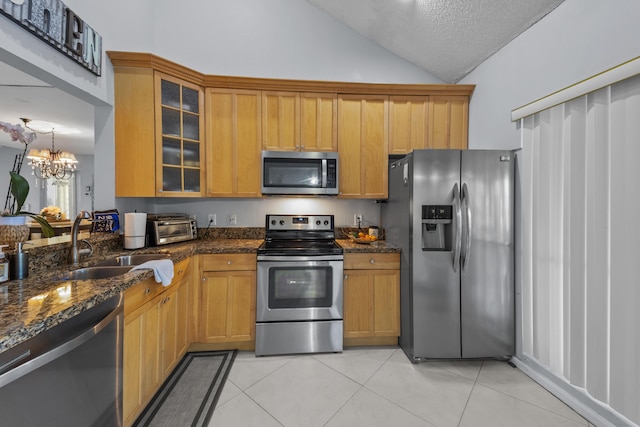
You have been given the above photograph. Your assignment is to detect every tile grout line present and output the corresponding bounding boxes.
[456,360,484,427]
[357,349,441,426]
[472,379,590,425]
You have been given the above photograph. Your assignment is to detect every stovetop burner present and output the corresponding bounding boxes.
[258,214,343,256]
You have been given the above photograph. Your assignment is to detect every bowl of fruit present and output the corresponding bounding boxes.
[349,230,378,244]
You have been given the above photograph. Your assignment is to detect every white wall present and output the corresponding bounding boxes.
[461,0,640,150]
[117,197,381,229]
[65,0,442,84]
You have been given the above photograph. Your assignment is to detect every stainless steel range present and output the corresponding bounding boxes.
[256,214,344,356]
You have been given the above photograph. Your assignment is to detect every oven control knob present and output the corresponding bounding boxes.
[271,220,276,226]
[316,220,321,225]
[324,220,329,225]
[279,220,285,225]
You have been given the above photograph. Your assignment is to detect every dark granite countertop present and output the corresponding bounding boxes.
[336,239,400,253]
[0,237,398,353]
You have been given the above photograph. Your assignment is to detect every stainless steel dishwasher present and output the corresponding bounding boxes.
[0,294,124,426]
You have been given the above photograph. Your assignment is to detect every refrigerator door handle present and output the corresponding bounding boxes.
[461,182,471,271]
[453,183,462,273]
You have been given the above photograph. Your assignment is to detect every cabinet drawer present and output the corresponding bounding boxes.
[344,253,400,270]
[172,258,191,284]
[200,254,256,271]
[124,277,164,317]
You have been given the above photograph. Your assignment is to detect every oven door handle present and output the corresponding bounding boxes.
[257,255,344,262]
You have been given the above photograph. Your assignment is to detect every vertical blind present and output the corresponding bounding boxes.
[519,73,640,424]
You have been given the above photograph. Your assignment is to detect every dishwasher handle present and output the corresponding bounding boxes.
[0,295,123,387]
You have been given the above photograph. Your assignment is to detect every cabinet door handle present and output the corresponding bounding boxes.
[344,274,348,279]
[227,260,232,265]
[370,258,375,264]
[144,288,151,294]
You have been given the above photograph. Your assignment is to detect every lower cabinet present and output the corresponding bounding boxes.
[343,253,400,346]
[197,254,257,349]
[122,258,191,427]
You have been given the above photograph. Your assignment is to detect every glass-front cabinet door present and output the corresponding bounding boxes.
[155,73,204,196]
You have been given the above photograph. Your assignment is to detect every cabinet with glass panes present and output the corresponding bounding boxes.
[155,73,204,196]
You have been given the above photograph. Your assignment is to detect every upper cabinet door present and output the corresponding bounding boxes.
[388,96,429,155]
[261,91,300,151]
[114,67,156,197]
[428,95,469,149]
[155,73,205,196]
[205,88,262,197]
[300,93,338,152]
[338,95,389,199]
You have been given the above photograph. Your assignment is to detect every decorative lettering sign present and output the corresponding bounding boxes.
[0,0,102,75]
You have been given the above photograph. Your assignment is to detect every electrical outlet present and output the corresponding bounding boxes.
[354,214,363,227]
[208,214,216,225]
[229,214,237,225]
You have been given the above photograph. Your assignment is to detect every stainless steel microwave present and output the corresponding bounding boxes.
[261,151,339,195]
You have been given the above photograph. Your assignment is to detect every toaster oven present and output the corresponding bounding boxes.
[146,214,197,246]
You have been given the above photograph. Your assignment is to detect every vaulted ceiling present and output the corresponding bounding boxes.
[306,0,564,83]
[0,0,564,155]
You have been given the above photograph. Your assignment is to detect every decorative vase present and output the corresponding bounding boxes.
[0,217,30,249]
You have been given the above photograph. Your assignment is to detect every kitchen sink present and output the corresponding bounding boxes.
[95,253,171,267]
[56,266,134,281]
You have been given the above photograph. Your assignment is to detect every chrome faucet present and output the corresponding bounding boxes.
[70,210,94,266]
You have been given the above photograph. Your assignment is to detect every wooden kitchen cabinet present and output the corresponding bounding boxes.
[113,67,204,197]
[343,253,400,346]
[261,91,337,152]
[262,91,300,151]
[205,88,262,197]
[155,73,205,195]
[160,272,192,379]
[388,96,429,155]
[198,254,257,348]
[123,280,162,426]
[337,95,389,198]
[114,67,156,197]
[429,95,468,149]
[110,52,473,199]
[300,92,338,151]
[123,258,192,426]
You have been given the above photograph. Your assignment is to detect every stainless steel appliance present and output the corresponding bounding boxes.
[261,151,339,195]
[146,213,197,246]
[256,214,344,356]
[0,294,123,426]
[382,150,515,360]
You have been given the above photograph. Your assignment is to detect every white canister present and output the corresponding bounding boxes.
[368,226,379,238]
[124,212,147,249]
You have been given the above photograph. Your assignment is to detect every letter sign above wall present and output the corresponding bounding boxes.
[0,0,102,76]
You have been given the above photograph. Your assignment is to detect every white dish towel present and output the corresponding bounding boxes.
[131,259,174,286]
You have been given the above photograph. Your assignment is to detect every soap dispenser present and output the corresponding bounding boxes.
[0,245,9,283]
[9,242,29,280]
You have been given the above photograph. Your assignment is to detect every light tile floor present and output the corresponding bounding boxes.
[209,347,593,427]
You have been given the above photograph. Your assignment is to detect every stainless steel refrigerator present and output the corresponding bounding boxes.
[382,149,515,360]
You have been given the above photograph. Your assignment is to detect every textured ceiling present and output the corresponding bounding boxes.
[306,0,565,83]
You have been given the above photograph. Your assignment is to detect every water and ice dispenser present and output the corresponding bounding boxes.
[421,205,453,251]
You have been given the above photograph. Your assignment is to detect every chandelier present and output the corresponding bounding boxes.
[22,118,78,180]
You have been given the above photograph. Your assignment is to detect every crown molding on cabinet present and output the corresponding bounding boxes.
[107,51,475,97]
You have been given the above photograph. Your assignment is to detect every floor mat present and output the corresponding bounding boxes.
[134,350,237,427]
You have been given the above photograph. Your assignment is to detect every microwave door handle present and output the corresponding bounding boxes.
[322,158,328,188]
